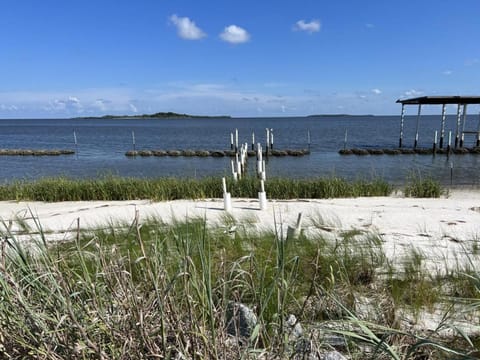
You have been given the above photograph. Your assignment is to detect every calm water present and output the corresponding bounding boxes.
[1,115,480,185]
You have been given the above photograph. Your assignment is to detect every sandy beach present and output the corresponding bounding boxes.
[1,190,480,272]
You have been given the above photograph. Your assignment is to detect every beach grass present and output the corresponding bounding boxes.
[404,174,443,198]
[0,215,478,359]
[0,176,395,202]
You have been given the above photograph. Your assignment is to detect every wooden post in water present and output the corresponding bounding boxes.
[343,128,348,150]
[399,104,405,148]
[414,104,421,149]
[440,104,446,148]
[307,130,311,151]
[230,132,234,150]
[270,129,273,150]
[455,104,462,148]
[252,132,255,150]
[433,130,437,155]
[460,104,467,147]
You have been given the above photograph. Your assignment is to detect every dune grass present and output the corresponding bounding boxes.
[0,213,478,359]
[0,176,395,202]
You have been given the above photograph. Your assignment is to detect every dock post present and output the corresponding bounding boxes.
[343,128,348,150]
[307,130,311,151]
[270,129,273,150]
[235,128,238,154]
[414,104,421,149]
[460,104,467,147]
[230,132,234,150]
[399,104,405,148]
[447,131,452,157]
[433,130,437,155]
[252,132,255,150]
[455,104,462,148]
[477,112,480,147]
[440,104,446,148]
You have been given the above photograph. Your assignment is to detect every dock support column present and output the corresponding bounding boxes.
[414,104,421,149]
[460,104,467,147]
[399,104,405,148]
[477,112,480,147]
[455,105,462,148]
[440,104,446,148]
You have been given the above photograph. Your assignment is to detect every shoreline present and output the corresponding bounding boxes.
[2,189,480,273]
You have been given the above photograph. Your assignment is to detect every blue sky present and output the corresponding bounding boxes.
[1,0,480,118]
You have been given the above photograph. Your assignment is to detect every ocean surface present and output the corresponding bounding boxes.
[1,115,480,185]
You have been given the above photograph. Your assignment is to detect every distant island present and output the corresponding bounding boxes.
[76,112,231,120]
[307,114,375,118]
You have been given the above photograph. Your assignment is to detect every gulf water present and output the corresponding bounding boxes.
[1,115,479,185]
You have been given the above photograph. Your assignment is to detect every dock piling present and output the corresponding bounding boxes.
[399,104,405,148]
[414,104,421,149]
[440,104,446,148]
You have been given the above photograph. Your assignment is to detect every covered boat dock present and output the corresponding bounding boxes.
[396,96,480,149]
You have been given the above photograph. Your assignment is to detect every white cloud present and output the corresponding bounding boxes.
[219,25,250,44]
[0,104,18,111]
[293,19,321,33]
[129,103,138,113]
[94,98,111,111]
[371,88,382,95]
[442,70,452,75]
[404,89,423,97]
[169,14,206,40]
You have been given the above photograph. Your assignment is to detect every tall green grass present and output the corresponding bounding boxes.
[404,175,443,198]
[0,176,394,202]
[0,215,477,358]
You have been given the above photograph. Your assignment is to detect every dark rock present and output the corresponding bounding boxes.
[226,302,257,339]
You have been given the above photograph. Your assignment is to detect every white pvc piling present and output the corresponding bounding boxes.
[258,179,267,210]
[286,212,303,241]
[270,129,274,150]
[222,177,232,212]
[265,128,270,157]
[230,132,234,150]
[261,160,266,181]
[252,132,255,150]
[222,177,227,194]
[132,131,136,152]
[73,130,78,158]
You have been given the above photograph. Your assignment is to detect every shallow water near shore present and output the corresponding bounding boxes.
[1,115,480,185]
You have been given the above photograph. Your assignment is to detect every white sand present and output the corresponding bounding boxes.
[1,190,480,272]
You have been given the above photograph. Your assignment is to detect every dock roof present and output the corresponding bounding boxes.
[396,96,480,105]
